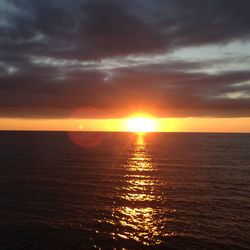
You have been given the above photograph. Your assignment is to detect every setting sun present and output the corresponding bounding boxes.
[126,117,156,133]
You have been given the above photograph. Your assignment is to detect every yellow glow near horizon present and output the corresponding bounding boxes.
[0,117,250,132]
[126,117,157,132]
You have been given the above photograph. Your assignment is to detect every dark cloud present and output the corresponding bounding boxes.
[0,0,250,118]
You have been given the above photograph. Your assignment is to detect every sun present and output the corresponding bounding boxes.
[126,116,156,133]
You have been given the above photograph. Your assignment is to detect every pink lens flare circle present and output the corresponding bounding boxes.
[68,131,108,148]
[68,106,110,147]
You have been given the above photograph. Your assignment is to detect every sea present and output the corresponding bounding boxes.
[0,131,249,250]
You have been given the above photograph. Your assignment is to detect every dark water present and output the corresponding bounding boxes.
[0,132,250,250]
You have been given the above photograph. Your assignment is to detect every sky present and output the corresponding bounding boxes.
[0,0,250,131]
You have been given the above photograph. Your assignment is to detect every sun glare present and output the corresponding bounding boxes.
[127,117,156,133]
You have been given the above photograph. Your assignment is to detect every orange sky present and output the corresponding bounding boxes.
[1,117,250,132]
[1,2,250,134]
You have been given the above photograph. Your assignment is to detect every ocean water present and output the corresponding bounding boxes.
[0,131,249,250]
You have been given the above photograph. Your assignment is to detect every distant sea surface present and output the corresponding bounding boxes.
[0,132,250,250]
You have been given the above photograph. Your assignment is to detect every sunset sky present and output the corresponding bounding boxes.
[0,0,250,132]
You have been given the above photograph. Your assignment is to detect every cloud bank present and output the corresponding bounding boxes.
[0,0,250,118]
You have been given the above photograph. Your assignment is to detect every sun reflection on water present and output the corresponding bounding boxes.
[107,133,173,246]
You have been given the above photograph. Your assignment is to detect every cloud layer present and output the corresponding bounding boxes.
[0,0,250,118]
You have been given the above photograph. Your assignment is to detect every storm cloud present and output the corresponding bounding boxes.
[0,0,250,118]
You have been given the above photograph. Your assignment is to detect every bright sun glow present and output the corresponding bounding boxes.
[127,117,156,133]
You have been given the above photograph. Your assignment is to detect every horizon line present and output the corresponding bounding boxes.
[0,130,250,134]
